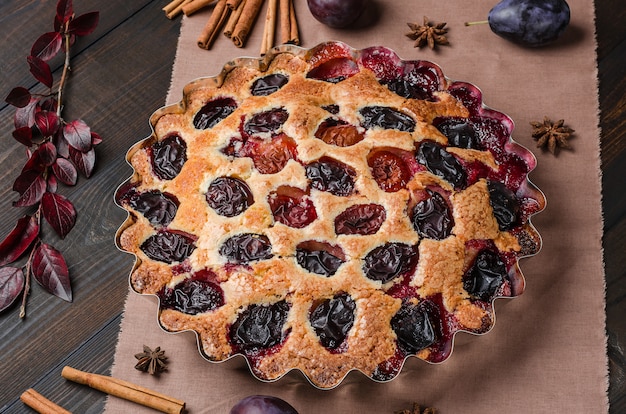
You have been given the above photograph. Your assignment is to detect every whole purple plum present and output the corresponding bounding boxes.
[230,395,299,414]
[306,0,368,28]
[488,0,570,47]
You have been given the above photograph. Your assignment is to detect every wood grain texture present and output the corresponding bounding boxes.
[595,0,626,61]
[596,0,626,411]
[598,51,626,169]
[0,0,623,412]
[0,1,178,412]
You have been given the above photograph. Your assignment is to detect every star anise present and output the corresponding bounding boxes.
[530,116,575,155]
[134,345,168,375]
[406,17,449,49]
[394,403,437,414]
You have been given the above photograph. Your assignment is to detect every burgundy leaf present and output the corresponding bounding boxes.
[35,111,60,137]
[69,146,95,178]
[0,267,25,313]
[39,96,58,112]
[47,174,58,193]
[0,215,40,266]
[52,158,77,186]
[38,142,58,166]
[41,192,76,239]
[32,243,72,302]
[12,127,33,147]
[27,56,53,88]
[13,170,46,207]
[14,98,38,129]
[69,11,99,36]
[22,149,46,174]
[91,131,102,146]
[5,87,32,108]
[23,142,59,172]
[54,14,62,32]
[63,119,91,152]
[56,0,74,27]
[30,32,63,61]
[53,130,70,158]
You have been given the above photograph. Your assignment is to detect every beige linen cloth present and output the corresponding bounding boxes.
[106,0,608,412]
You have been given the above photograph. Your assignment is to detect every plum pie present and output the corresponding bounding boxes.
[115,41,545,389]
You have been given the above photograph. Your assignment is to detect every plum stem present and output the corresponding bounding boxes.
[464,20,488,26]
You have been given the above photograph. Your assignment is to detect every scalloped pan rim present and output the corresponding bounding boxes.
[113,40,546,390]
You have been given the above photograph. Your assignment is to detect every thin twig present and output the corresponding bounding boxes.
[56,21,72,118]
[20,235,40,319]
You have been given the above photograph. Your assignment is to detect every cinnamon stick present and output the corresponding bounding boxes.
[278,0,299,45]
[231,0,264,48]
[260,0,278,55]
[288,0,299,45]
[61,366,185,414]
[166,0,194,19]
[224,0,246,38]
[20,389,71,414]
[279,0,290,44]
[197,0,230,49]
[183,0,218,16]
[163,0,185,14]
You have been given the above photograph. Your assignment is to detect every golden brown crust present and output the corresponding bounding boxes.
[116,45,541,388]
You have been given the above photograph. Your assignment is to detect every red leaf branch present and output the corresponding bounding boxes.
[1,0,100,318]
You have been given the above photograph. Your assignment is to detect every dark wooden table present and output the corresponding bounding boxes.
[0,1,624,412]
